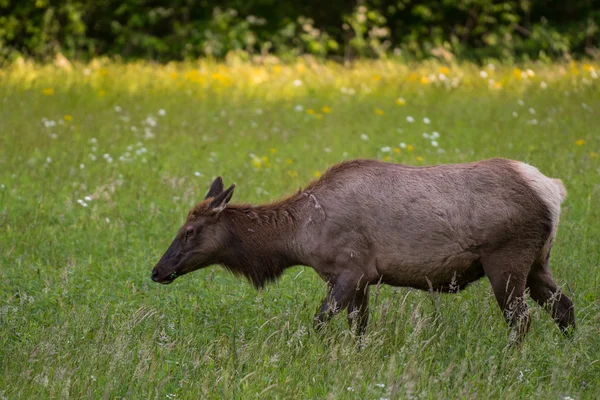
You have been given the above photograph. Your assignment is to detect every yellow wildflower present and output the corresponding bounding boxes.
[307,109,315,115]
[321,106,332,114]
[575,139,585,146]
[287,170,298,178]
[512,68,523,79]
[439,67,450,75]
[407,144,414,152]
[98,89,106,97]
[273,65,282,74]
[570,61,579,75]
[420,76,430,85]
[251,157,262,169]
[395,98,406,106]
[169,72,179,79]
[184,70,205,83]
[314,171,321,178]
[285,158,293,165]
[383,156,391,161]
[393,147,401,153]
[589,152,598,158]
[42,88,54,96]
[373,74,381,81]
[583,64,595,72]
[315,114,323,120]
[416,156,424,162]
[407,73,418,82]
[270,148,277,154]
[375,108,384,116]
[63,115,73,122]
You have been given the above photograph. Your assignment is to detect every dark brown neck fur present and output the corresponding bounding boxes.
[217,196,305,289]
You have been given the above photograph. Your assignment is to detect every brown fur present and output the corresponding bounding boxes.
[151,158,575,342]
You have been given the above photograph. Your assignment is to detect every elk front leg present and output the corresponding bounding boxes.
[348,285,370,336]
[314,277,355,331]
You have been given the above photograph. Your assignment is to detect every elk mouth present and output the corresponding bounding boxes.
[151,271,179,284]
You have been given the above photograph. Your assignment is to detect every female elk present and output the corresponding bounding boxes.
[151,158,575,342]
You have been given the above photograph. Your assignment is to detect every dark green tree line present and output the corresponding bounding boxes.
[0,0,598,62]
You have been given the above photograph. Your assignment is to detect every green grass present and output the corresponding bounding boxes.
[1,60,599,399]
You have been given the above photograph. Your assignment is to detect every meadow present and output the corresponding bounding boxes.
[0,58,599,399]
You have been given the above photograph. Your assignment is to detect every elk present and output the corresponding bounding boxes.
[151,158,575,342]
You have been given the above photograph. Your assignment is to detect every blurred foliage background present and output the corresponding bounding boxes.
[0,0,598,63]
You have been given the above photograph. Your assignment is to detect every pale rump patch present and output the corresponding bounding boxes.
[512,161,567,258]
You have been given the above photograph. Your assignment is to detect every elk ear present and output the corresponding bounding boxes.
[208,184,235,214]
[205,176,224,199]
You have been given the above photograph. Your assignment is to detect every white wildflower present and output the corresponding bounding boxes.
[144,116,157,127]
[294,105,304,112]
[479,70,488,78]
[360,134,369,141]
[158,109,166,116]
[380,146,391,152]
[431,140,439,147]
[114,106,122,112]
[144,128,155,139]
[423,117,431,124]
[406,116,414,123]
[292,79,303,87]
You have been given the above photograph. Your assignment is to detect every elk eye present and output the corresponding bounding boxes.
[185,228,194,242]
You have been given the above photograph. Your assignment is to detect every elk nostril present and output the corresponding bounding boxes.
[151,270,159,282]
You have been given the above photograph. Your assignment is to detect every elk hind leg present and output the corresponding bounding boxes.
[482,249,534,344]
[527,258,575,335]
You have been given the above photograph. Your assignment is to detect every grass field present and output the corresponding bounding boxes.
[1,59,599,399]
